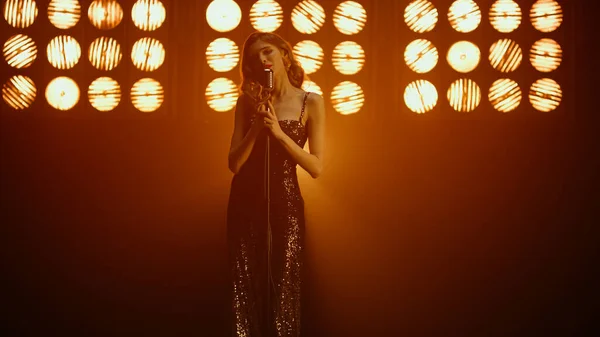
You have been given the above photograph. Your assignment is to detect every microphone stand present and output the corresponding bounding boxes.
[263,67,274,336]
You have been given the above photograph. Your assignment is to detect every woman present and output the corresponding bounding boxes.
[226,31,325,337]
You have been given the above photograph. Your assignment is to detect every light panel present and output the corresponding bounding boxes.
[489,39,522,73]
[489,78,521,113]
[291,0,325,35]
[489,0,522,33]
[404,0,438,33]
[131,0,166,31]
[530,38,562,73]
[3,34,37,69]
[448,0,481,33]
[206,37,239,73]
[530,0,562,33]
[293,40,323,75]
[48,0,81,29]
[447,41,480,73]
[206,0,241,33]
[88,36,122,71]
[131,78,164,112]
[529,78,561,112]
[447,78,481,112]
[3,0,38,28]
[47,35,82,70]
[131,37,165,72]
[404,79,437,114]
[332,41,365,75]
[205,77,238,112]
[331,81,364,115]
[333,1,367,35]
[2,75,36,110]
[46,76,80,110]
[88,0,123,30]
[249,0,283,33]
[404,39,438,74]
[88,76,121,111]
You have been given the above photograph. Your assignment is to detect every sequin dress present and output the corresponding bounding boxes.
[227,92,310,337]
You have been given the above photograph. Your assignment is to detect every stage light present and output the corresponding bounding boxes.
[448,0,481,33]
[447,41,480,73]
[404,39,438,74]
[302,80,322,96]
[530,0,562,33]
[292,40,323,75]
[131,0,166,31]
[333,1,367,35]
[249,0,283,33]
[489,39,522,73]
[206,38,239,73]
[88,0,123,30]
[529,78,561,112]
[88,77,121,111]
[332,41,365,75]
[489,0,521,33]
[331,81,364,115]
[131,37,165,72]
[206,0,241,33]
[48,0,81,29]
[530,38,562,73]
[291,0,325,35]
[131,78,164,112]
[447,78,481,112]
[3,34,37,69]
[404,79,437,114]
[205,77,238,112]
[488,78,521,113]
[47,35,81,70]
[2,75,36,110]
[88,36,122,71]
[404,0,438,33]
[3,0,38,28]
[46,76,79,110]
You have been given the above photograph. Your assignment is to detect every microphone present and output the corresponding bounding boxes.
[263,64,274,91]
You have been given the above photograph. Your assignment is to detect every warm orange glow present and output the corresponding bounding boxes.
[88,0,123,30]
[529,78,561,112]
[333,1,367,35]
[3,0,38,28]
[293,40,323,75]
[47,35,81,70]
[206,38,239,73]
[205,77,239,112]
[489,0,521,33]
[404,80,437,114]
[249,0,283,33]
[530,38,562,73]
[291,0,325,34]
[332,41,365,75]
[48,0,81,29]
[46,76,80,110]
[447,41,480,73]
[448,0,481,33]
[88,77,121,112]
[530,0,562,33]
[131,78,164,112]
[301,80,323,96]
[206,0,241,33]
[331,81,364,115]
[88,36,122,71]
[404,39,438,74]
[489,39,522,73]
[447,78,481,112]
[489,78,521,113]
[131,0,166,31]
[131,37,165,71]
[3,34,37,69]
[404,0,438,33]
[2,75,36,110]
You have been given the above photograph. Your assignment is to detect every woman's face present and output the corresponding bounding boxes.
[248,39,288,75]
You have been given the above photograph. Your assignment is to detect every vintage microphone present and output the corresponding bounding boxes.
[263,64,275,334]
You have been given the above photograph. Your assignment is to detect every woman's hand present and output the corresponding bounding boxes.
[257,100,285,140]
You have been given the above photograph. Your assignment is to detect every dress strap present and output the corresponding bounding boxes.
[299,92,310,124]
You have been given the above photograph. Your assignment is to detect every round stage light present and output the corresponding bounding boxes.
[489,0,521,33]
[48,0,81,29]
[2,75,36,110]
[88,36,122,71]
[250,0,283,33]
[447,41,480,73]
[291,0,325,34]
[3,34,37,69]
[46,76,79,110]
[331,81,364,115]
[3,0,38,28]
[530,0,562,33]
[131,78,164,112]
[333,1,367,35]
[404,39,438,74]
[404,0,438,33]
[206,0,241,33]
[530,38,562,73]
[132,0,166,31]
[488,78,521,113]
[88,0,123,30]
[88,77,121,112]
[206,38,239,72]
[404,79,437,114]
[47,35,81,70]
[302,80,323,96]
[489,39,522,73]
[447,78,481,112]
[293,40,324,75]
[131,37,165,71]
[205,77,239,112]
[332,41,365,75]
[448,0,481,33]
[529,78,561,112]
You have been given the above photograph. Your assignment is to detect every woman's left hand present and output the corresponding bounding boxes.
[259,100,285,140]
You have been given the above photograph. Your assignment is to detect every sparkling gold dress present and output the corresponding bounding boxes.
[227,92,310,337]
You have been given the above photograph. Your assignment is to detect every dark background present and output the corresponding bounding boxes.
[1,1,596,336]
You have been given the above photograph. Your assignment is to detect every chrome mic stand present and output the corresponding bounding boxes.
[263,66,275,336]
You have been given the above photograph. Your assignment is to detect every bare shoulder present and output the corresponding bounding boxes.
[305,92,325,119]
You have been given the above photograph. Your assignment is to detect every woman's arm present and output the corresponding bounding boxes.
[228,96,263,174]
